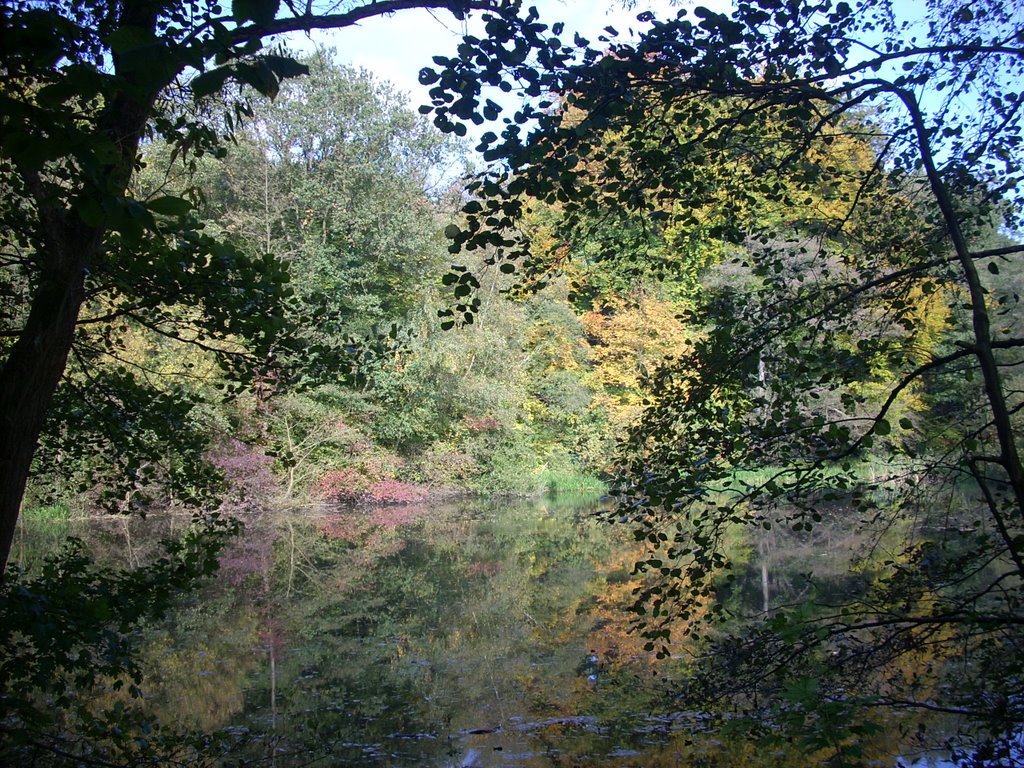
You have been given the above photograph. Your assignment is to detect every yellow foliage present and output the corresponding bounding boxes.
[581,292,692,434]
[116,319,223,384]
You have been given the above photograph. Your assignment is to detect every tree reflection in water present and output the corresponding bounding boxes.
[15,496,996,766]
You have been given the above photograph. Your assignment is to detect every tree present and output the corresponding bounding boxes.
[206,49,465,338]
[0,0,556,576]
[424,0,1024,757]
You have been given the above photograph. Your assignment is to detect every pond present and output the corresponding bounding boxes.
[18,496,709,765]
[10,495,993,767]
[211,495,673,767]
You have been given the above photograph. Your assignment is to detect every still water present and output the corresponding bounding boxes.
[15,496,989,767]
[23,496,735,766]
[218,495,669,767]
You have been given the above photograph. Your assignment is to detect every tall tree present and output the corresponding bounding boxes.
[0,0,552,575]
[208,50,463,338]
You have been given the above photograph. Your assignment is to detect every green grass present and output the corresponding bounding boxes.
[537,469,607,497]
[23,504,71,522]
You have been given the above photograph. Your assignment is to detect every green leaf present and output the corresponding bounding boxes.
[262,54,309,80]
[146,196,192,217]
[235,61,280,99]
[232,0,280,25]
[104,26,156,55]
[75,195,105,227]
[191,67,232,100]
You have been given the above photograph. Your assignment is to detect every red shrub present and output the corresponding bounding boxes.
[364,479,430,504]
[464,416,500,432]
[313,467,368,503]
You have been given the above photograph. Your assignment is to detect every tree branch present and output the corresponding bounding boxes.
[227,0,505,46]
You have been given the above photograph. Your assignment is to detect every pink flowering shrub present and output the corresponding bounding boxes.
[208,438,277,514]
[313,467,369,503]
[314,471,435,506]
[364,479,430,504]
[312,445,437,505]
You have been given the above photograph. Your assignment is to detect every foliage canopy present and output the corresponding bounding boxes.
[423,0,1024,757]
[5,0,1024,760]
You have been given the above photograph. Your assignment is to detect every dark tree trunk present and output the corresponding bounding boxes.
[896,87,1024,576]
[0,229,99,576]
[0,0,171,577]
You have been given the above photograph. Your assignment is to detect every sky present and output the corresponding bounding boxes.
[287,1,725,108]
[282,0,941,111]
[276,0,967,155]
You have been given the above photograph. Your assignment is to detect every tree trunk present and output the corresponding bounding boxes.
[0,0,510,577]
[0,233,96,576]
[0,0,170,578]
[758,530,771,615]
[895,87,1024,575]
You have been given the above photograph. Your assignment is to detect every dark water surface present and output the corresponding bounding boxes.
[21,497,724,766]
[16,496,993,767]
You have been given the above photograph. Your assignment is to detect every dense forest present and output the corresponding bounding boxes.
[1,0,1023,766]
[28,50,623,509]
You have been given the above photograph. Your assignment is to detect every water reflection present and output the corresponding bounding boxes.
[134,496,698,766]
[232,496,665,767]
[13,495,989,766]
